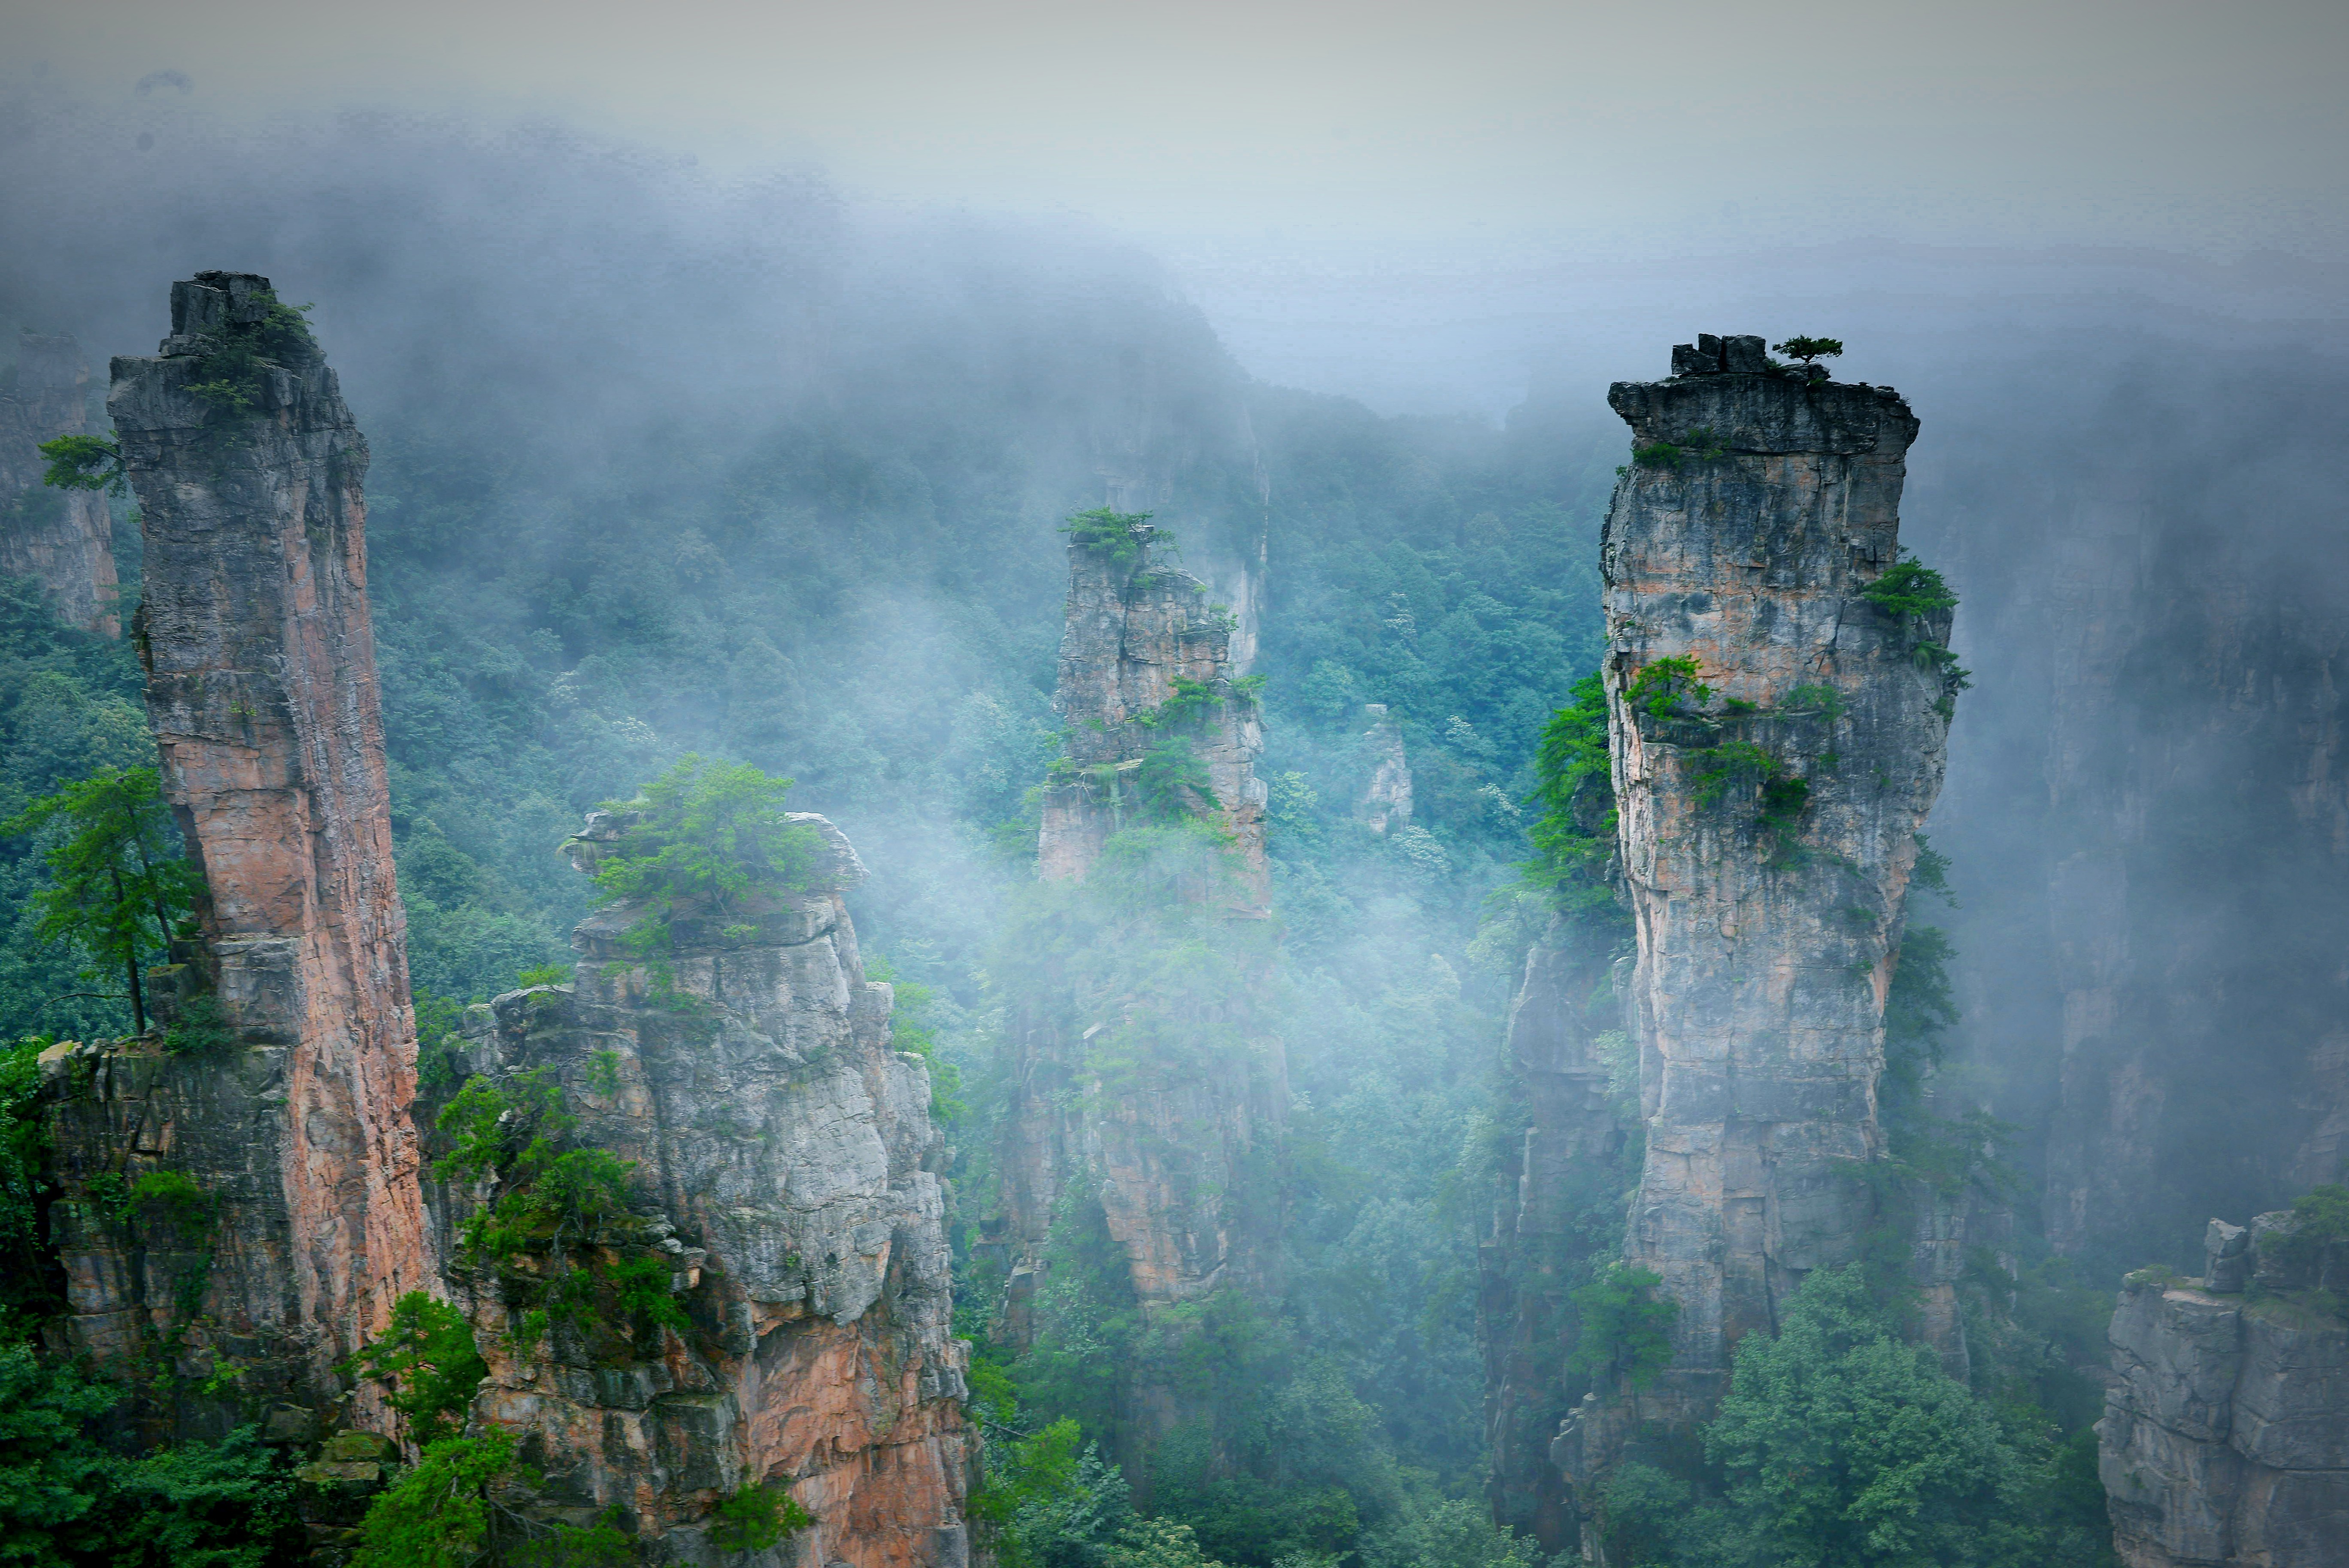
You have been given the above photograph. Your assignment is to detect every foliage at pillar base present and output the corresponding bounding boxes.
[1594,1267,2113,1568]
[0,1344,303,1568]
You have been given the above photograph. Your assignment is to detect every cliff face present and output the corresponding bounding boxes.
[1481,922,1630,1549]
[1588,335,1955,1417]
[437,812,970,1567]
[1002,528,1280,1331]
[2099,1214,2349,1568]
[0,330,119,634]
[40,273,432,1411]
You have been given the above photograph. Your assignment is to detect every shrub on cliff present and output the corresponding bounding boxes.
[1059,509,1163,571]
[588,755,826,954]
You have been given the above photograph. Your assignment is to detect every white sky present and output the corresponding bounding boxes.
[9,0,2347,412]
[10,0,2346,257]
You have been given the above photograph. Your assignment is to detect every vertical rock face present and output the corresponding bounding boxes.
[1002,528,1280,1328]
[1596,335,1954,1415]
[1481,922,1629,1548]
[439,813,970,1566]
[0,330,120,634]
[80,272,432,1385]
[2099,1215,2349,1568]
[1036,527,1268,902]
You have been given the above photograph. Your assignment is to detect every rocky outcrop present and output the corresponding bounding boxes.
[2100,1213,2349,1567]
[0,330,119,634]
[435,812,970,1567]
[1481,922,1631,1549]
[1357,704,1412,834]
[1037,523,1268,904]
[1578,334,1955,1426]
[39,273,433,1413]
[1000,524,1282,1336]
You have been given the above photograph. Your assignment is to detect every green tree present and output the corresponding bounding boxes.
[349,1433,515,1568]
[3,767,200,1036]
[1523,672,1623,928]
[585,755,825,955]
[342,1293,488,1446]
[35,437,124,497]
[1771,337,1844,366]
[709,1483,815,1554]
[1695,1266,2025,1568]
[0,1342,117,1564]
[1564,1264,1677,1390]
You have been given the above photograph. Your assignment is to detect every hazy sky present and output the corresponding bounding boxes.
[11,0,2345,258]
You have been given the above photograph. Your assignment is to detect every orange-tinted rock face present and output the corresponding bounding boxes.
[0,330,119,634]
[98,272,433,1387]
[436,813,971,1565]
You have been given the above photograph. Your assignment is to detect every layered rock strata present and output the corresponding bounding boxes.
[1001,525,1282,1333]
[41,273,433,1411]
[435,812,970,1566]
[1577,334,1955,1428]
[2100,1213,2349,1567]
[0,330,120,633]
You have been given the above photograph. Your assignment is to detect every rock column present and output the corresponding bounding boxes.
[107,271,432,1375]
[438,813,972,1567]
[1036,525,1268,900]
[1003,525,1281,1333]
[1594,335,1952,1420]
[0,330,120,634]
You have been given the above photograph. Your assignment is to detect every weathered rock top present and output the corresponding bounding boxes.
[109,270,351,437]
[1609,333,1916,456]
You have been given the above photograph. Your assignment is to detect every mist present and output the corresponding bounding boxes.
[3,26,2347,1567]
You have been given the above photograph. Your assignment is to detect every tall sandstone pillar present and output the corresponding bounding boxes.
[0,330,121,634]
[1596,335,1953,1423]
[108,271,432,1375]
[1001,522,1279,1337]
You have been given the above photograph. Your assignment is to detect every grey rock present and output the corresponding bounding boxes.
[2100,1215,2349,1567]
[1594,346,1951,1439]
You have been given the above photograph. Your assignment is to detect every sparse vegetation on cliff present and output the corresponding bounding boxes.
[180,291,318,419]
[1060,508,1163,571]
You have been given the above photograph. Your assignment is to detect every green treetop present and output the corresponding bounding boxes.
[585,755,827,953]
